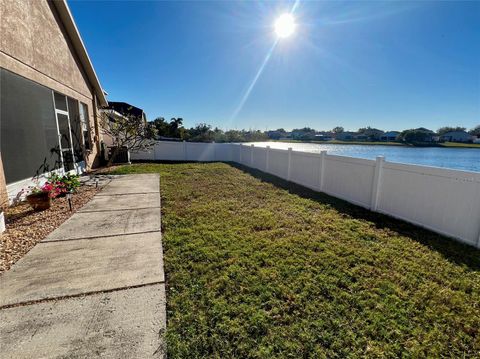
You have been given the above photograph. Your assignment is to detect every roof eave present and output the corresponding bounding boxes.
[52,0,108,107]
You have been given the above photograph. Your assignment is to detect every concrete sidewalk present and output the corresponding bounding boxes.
[0,174,166,358]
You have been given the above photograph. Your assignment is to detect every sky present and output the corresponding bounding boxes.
[69,1,480,132]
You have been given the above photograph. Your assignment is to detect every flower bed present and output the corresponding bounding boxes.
[0,184,99,274]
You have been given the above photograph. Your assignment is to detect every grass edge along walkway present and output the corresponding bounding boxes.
[109,162,480,359]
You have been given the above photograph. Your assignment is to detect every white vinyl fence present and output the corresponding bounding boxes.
[132,141,480,248]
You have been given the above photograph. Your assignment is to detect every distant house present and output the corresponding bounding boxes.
[440,131,473,143]
[315,132,334,141]
[291,130,316,140]
[380,131,400,141]
[266,130,284,140]
[335,132,356,141]
[101,102,148,147]
[360,128,384,141]
[104,101,147,122]
[354,134,368,140]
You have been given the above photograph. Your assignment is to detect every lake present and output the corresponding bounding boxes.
[245,142,480,173]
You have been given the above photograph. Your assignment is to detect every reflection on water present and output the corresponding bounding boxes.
[245,142,480,173]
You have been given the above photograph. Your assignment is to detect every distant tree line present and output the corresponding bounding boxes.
[149,117,479,145]
[151,117,267,142]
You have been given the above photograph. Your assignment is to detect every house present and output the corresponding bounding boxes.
[335,132,357,141]
[100,102,148,163]
[0,0,108,205]
[266,130,285,140]
[354,134,368,141]
[291,129,316,140]
[380,131,401,141]
[314,132,334,141]
[358,128,384,141]
[439,131,473,143]
[105,101,147,122]
[101,102,148,146]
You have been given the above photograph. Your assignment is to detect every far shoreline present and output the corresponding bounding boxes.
[264,139,480,149]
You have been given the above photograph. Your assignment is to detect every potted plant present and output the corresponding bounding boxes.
[26,179,67,211]
[26,183,54,211]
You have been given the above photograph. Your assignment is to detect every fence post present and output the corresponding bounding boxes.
[250,144,254,166]
[265,146,270,172]
[287,147,292,181]
[370,156,385,211]
[212,141,216,162]
[183,140,187,161]
[319,150,327,191]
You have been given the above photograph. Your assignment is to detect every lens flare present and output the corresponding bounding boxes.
[275,13,296,38]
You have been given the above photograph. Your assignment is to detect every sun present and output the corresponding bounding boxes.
[274,13,296,38]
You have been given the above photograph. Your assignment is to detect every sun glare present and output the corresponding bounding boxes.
[274,13,296,38]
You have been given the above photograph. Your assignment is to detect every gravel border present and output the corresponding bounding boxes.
[0,185,100,274]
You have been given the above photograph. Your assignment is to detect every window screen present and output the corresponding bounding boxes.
[54,92,68,112]
[68,97,84,162]
[79,102,91,150]
[0,68,62,184]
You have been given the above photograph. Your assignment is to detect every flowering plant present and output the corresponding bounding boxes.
[29,180,67,199]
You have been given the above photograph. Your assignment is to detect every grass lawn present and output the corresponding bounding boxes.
[439,142,480,149]
[111,162,480,358]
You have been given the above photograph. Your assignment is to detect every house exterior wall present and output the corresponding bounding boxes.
[0,153,8,210]
[440,131,472,143]
[0,0,102,169]
[0,0,104,202]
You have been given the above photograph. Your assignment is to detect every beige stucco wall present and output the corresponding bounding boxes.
[0,153,8,210]
[0,0,102,170]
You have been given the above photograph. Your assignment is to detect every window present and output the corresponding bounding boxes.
[79,102,91,150]
[0,69,62,183]
[67,97,84,163]
[53,92,68,112]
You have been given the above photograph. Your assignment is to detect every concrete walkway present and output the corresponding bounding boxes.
[0,174,166,358]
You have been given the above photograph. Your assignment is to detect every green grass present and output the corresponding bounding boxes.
[439,142,480,148]
[111,162,480,358]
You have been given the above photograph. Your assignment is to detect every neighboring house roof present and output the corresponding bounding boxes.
[106,102,146,120]
[440,131,472,140]
[441,130,470,137]
[383,131,400,136]
[52,1,108,106]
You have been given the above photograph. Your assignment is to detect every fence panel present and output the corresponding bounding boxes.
[156,141,185,161]
[252,147,267,170]
[214,143,234,162]
[290,151,321,190]
[268,149,289,179]
[322,155,376,208]
[239,145,252,166]
[378,162,480,246]
[231,144,241,163]
[186,142,215,161]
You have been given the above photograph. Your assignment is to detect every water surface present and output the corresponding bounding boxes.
[245,142,480,173]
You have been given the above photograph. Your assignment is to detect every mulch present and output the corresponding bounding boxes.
[0,185,100,274]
